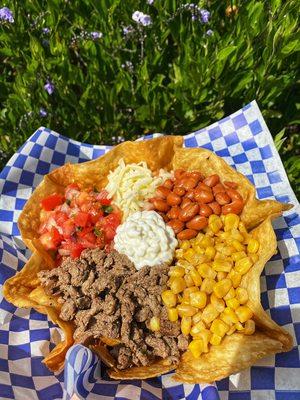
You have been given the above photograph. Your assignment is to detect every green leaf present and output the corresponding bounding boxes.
[217,46,237,61]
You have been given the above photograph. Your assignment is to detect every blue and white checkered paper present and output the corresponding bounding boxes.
[0,101,299,400]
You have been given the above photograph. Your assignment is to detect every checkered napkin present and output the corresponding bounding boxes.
[0,101,299,400]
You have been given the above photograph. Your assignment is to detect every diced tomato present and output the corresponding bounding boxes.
[54,211,68,226]
[74,212,90,228]
[76,191,91,207]
[104,226,116,241]
[41,194,64,211]
[96,190,111,205]
[76,226,94,237]
[104,212,121,228]
[62,240,84,258]
[65,184,80,201]
[78,231,97,248]
[90,210,104,224]
[39,227,62,250]
[62,219,75,239]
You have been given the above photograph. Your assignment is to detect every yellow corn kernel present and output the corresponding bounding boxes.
[149,316,160,332]
[224,214,240,231]
[210,318,230,337]
[175,248,184,259]
[215,251,226,260]
[190,269,203,286]
[197,263,217,279]
[188,339,203,358]
[213,278,232,298]
[193,245,206,256]
[235,321,244,331]
[169,266,185,278]
[227,270,242,288]
[209,215,223,234]
[238,221,248,234]
[199,235,214,248]
[221,307,239,324]
[193,329,212,352]
[170,277,186,294]
[235,257,253,275]
[201,278,216,294]
[184,273,195,288]
[196,231,205,241]
[181,316,192,336]
[226,297,240,310]
[190,320,206,336]
[177,304,198,317]
[217,271,227,281]
[231,229,245,243]
[161,290,177,308]
[231,251,247,262]
[231,239,245,252]
[183,286,198,299]
[210,333,222,346]
[212,259,232,272]
[210,293,225,313]
[236,305,253,323]
[248,238,259,254]
[224,287,235,300]
[226,325,237,335]
[202,304,220,324]
[243,319,255,335]
[205,246,216,260]
[235,287,248,304]
[167,308,178,322]
[190,291,207,309]
[183,248,196,263]
[250,253,259,264]
[180,240,190,250]
[192,311,203,324]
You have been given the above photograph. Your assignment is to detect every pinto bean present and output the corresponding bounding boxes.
[222,200,244,215]
[212,183,226,195]
[167,219,185,234]
[226,188,243,202]
[174,169,185,180]
[215,192,231,205]
[186,215,208,230]
[203,174,220,187]
[179,203,199,222]
[156,185,171,198]
[166,192,181,206]
[167,206,180,219]
[163,179,174,189]
[173,186,186,196]
[224,181,238,189]
[158,212,169,223]
[196,182,212,192]
[185,190,195,200]
[208,201,221,215]
[152,199,170,212]
[177,229,198,240]
[190,171,204,182]
[181,198,192,209]
[194,189,214,204]
[181,178,198,191]
[199,204,213,217]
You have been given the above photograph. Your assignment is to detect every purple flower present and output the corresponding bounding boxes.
[206,29,213,36]
[200,9,210,23]
[90,31,103,40]
[132,11,152,26]
[39,108,47,117]
[147,0,154,4]
[42,27,50,34]
[44,81,55,95]
[0,7,14,23]
[123,25,134,35]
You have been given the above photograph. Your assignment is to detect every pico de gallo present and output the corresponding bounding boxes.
[38,184,121,263]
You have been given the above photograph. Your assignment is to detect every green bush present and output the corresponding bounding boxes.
[0,1,299,195]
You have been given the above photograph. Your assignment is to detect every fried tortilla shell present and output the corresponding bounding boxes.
[174,218,293,383]
[3,252,75,371]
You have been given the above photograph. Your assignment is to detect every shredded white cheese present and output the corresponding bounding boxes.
[105,159,172,220]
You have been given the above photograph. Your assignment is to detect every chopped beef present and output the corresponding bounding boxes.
[38,248,188,370]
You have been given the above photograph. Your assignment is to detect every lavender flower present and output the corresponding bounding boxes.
[206,29,213,36]
[123,25,134,35]
[90,31,103,40]
[0,7,14,23]
[39,108,47,117]
[42,27,50,34]
[44,81,55,95]
[132,11,152,26]
[147,0,154,4]
[200,9,210,23]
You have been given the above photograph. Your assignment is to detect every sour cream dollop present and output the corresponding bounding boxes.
[114,211,177,270]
